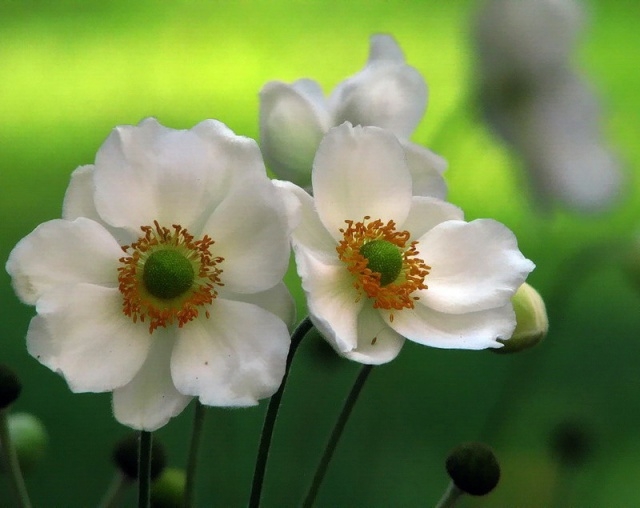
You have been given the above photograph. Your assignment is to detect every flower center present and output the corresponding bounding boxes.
[118,221,224,333]
[336,216,430,319]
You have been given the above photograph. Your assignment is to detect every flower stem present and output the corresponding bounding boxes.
[303,364,373,508]
[249,316,314,508]
[434,481,463,508]
[184,400,207,508]
[97,472,131,508]
[138,431,153,508]
[0,408,32,508]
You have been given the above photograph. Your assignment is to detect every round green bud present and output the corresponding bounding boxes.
[0,413,48,474]
[0,364,22,409]
[360,240,403,286]
[151,468,186,508]
[494,283,548,354]
[445,442,500,496]
[113,433,166,481]
[143,249,194,300]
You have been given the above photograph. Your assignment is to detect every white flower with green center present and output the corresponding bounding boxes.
[276,123,535,364]
[260,34,447,197]
[6,118,295,431]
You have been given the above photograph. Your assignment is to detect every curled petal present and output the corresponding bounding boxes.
[416,219,535,313]
[171,299,290,407]
[387,302,516,350]
[259,80,330,187]
[30,284,152,392]
[6,218,122,305]
[112,329,191,431]
[312,123,412,239]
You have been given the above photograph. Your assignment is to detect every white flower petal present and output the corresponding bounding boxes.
[387,302,516,350]
[170,299,290,407]
[201,176,290,294]
[94,118,264,234]
[401,141,448,199]
[62,165,99,221]
[416,219,535,313]
[312,123,412,239]
[295,246,363,353]
[112,329,192,431]
[30,283,152,392]
[221,282,296,330]
[274,180,338,263]
[400,196,464,240]
[340,305,405,365]
[6,218,122,305]
[259,80,330,187]
[330,36,427,139]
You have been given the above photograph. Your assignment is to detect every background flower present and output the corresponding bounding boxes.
[278,123,534,364]
[6,118,294,431]
[260,34,447,197]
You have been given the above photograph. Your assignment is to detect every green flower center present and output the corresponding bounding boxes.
[142,249,195,300]
[359,239,403,286]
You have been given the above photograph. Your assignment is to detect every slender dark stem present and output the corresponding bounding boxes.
[0,409,32,508]
[97,472,131,508]
[249,316,314,508]
[434,481,463,508]
[303,364,373,508]
[184,401,207,508]
[138,431,153,508]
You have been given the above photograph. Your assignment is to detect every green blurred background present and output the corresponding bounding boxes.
[2,0,640,506]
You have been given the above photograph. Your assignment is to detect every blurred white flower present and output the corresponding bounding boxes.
[277,123,534,364]
[260,34,446,197]
[6,118,294,431]
[473,0,622,212]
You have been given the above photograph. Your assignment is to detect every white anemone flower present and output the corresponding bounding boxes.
[6,118,294,431]
[260,34,447,198]
[276,123,534,364]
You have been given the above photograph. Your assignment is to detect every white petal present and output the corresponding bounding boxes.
[274,180,337,263]
[416,220,535,313]
[112,329,192,431]
[62,165,99,221]
[6,218,123,305]
[30,283,152,392]
[387,302,516,350]
[221,282,296,330]
[272,180,303,235]
[94,118,265,234]
[170,299,290,407]
[401,141,448,199]
[340,305,405,365]
[400,196,464,241]
[312,123,412,240]
[259,80,330,187]
[330,38,427,139]
[201,176,290,294]
[294,246,363,353]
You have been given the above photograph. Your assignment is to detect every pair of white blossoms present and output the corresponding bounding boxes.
[7,36,534,431]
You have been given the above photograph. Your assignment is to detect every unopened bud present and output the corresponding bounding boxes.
[495,283,548,354]
[0,364,22,409]
[0,412,48,474]
[445,442,500,496]
[151,468,186,508]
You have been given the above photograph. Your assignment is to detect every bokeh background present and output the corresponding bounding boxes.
[2,0,640,506]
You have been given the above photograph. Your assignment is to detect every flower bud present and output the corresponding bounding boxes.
[0,364,22,409]
[549,419,594,468]
[0,412,48,474]
[151,468,186,508]
[112,433,166,481]
[445,442,500,496]
[494,283,548,354]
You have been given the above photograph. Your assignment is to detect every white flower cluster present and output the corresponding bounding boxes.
[7,34,535,430]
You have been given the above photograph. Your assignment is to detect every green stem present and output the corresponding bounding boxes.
[138,431,153,508]
[303,364,373,508]
[434,481,463,508]
[184,401,207,508]
[249,316,314,508]
[0,409,32,508]
[97,472,131,508]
